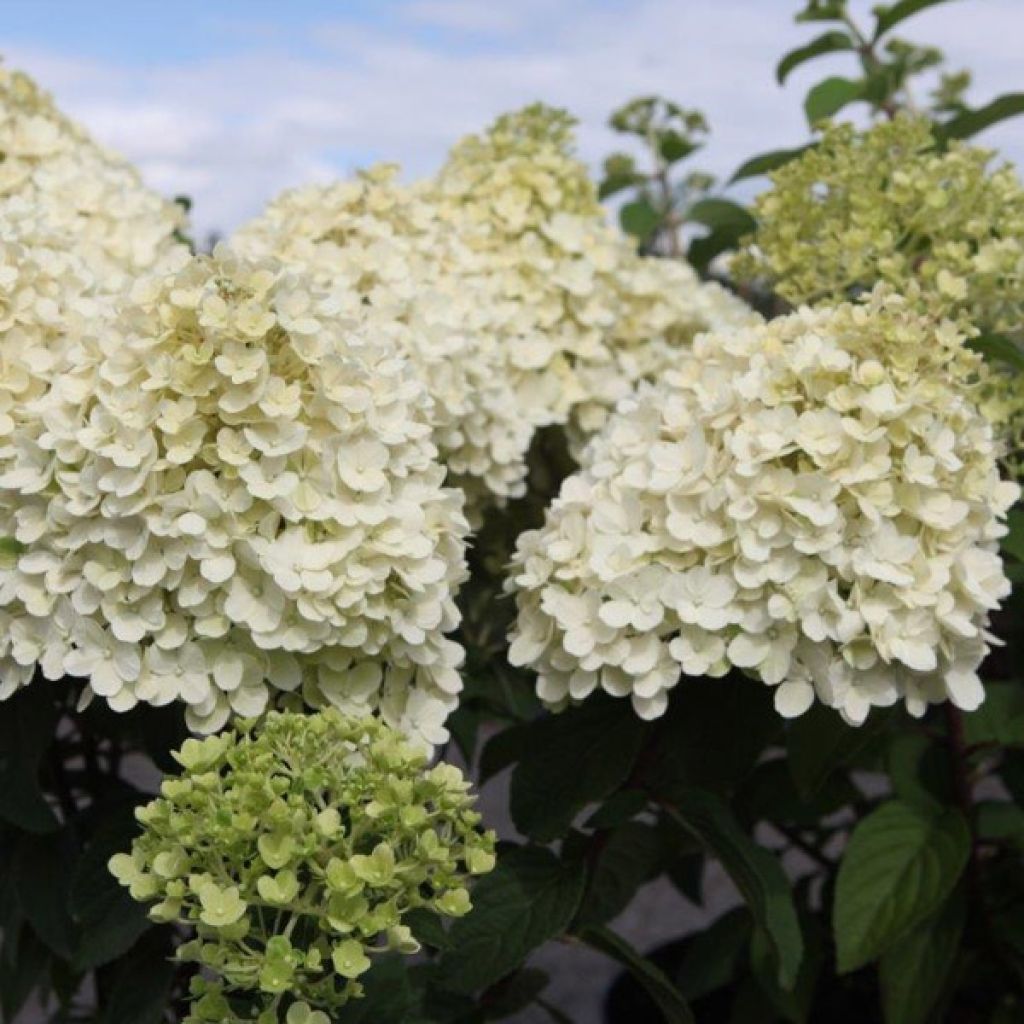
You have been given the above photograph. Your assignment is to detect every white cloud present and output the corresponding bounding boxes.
[8,0,1023,238]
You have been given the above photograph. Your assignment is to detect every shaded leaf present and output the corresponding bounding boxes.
[96,928,175,1024]
[658,788,803,989]
[786,703,883,798]
[578,925,694,1024]
[675,908,750,1001]
[510,698,645,842]
[0,684,60,833]
[833,801,970,972]
[878,886,965,1024]
[436,846,585,993]
[963,681,1024,747]
[620,199,662,242]
[14,829,78,958]
[576,821,663,929]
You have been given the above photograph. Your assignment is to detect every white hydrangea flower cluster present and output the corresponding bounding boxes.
[0,245,470,745]
[436,105,761,451]
[232,165,532,517]
[0,65,185,290]
[507,291,1019,725]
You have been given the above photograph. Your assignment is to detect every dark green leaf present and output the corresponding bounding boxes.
[977,801,1024,850]
[0,925,49,1023]
[620,199,662,243]
[600,172,644,200]
[963,681,1024,747]
[96,929,175,1024]
[968,333,1024,372]
[0,684,60,833]
[336,954,418,1023]
[776,31,854,83]
[674,908,750,1001]
[804,76,863,125]
[481,968,549,1020]
[436,846,585,993]
[510,698,645,842]
[479,722,531,785]
[643,674,780,796]
[1003,509,1024,565]
[833,801,970,972]
[406,908,454,951]
[659,131,699,165]
[730,146,814,183]
[14,830,78,957]
[749,907,824,1024]
[795,1,847,22]
[786,703,883,798]
[878,886,965,1024]
[886,733,953,813]
[686,198,755,235]
[576,822,663,929]
[658,788,803,989]
[585,789,649,830]
[578,925,694,1024]
[938,92,1024,141]
[874,0,959,39]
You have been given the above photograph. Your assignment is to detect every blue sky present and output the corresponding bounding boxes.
[6,0,1023,236]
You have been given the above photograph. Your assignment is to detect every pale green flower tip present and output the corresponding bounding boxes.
[331,939,372,979]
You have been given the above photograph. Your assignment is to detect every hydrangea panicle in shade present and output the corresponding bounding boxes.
[109,710,496,1021]
[232,164,532,519]
[507,290,1019,725]
[0,244,470,745]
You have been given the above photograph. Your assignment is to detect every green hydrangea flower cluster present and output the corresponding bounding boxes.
[734,116,1024,333]
[734,115,1024,471]
[109,709,496,1022]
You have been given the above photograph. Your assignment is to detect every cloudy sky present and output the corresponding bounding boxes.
[7,0,1023,237]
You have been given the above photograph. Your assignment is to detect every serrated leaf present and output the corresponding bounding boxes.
[833,801,970,972]
[804,76,863,125]
[575,821,663,929]
[938,92,1024,141]
[578,925,694,1023]
[776,31,854,84]
[620,198,662,242]
[730,145,814,183]
[436,846,585,993]
[878,886,965,1024]
[874,0,959,39]
[658,787,803,989]
[510,698,645,841]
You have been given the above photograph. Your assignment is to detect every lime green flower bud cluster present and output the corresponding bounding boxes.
[734,115,1024,471]
[109,709,496,1021]
[735,116,1024,334]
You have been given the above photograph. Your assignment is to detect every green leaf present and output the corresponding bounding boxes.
[643,674,781,795]
[674,907,751,1000]
[776,31,853,84]
[13,829,78,957]
[585,788,649,830]
[729,145,814,183]
[96,929,175,1024]
[436,846,585,993]
[804,76,863,125]
[405,907,453,951]
[510,698,645,842]
[1003,509,1024,565]
[977,801,1024,850]
[795,1,847,22]
[578,925,694,1024]
[620,198,662,243]
[480,967,550,1020]
[786,703,884,798]
[576,821,663,929]
[658,788,803,989]
[479,722,531,785]
[335,954,418,1023]
[963,681,1024,747]
[0,684,60,833]
[833,801,970,972]
[885,733,953,813]
[938,92,1024,141]
[599,172,642,200]
[878,886,965,1024]
[659,131,699,165]
[687,198,755,235]
[874,0,959,39]
[968,333,1024,372]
